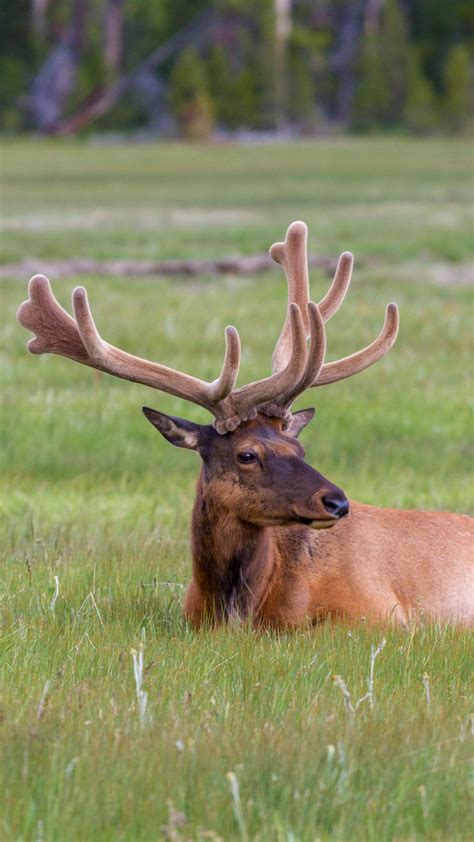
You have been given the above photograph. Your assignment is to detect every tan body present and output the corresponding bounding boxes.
[185,492,473,628]
[184,460,474,628]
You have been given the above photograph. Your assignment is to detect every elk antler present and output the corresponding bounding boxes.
[17,273,307,434]
[17,224,398,434]
[260,221,399,417]
[17,275,241,425]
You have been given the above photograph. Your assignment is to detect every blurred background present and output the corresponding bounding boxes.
[0,0,472,139]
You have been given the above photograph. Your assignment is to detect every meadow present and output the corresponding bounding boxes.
[0,138,472,841]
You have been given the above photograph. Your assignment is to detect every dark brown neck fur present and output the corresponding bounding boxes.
[191,468,276,621]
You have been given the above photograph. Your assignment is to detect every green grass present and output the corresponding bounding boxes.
[0,138,473,841]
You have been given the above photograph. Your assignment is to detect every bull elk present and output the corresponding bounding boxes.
[17,222,473,628]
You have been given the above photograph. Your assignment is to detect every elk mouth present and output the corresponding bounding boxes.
[293,515,337,530]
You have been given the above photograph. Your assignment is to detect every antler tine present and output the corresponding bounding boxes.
[318,251,353,321]
[72,286,106,363]
[260,302,326,417]
[283,302,327,406]
[208,326,241,401]
[71,284,241,406]
[270,221,310,374]
[269,223,399,403]
[230,302,307,418]
[314,303,399,387]
[270,228,353,374]
[17,274,90,362]
[18,276,242,417]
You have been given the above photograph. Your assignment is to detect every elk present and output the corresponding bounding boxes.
[17,222,473,628]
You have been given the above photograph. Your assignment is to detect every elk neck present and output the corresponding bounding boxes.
[190,466,277,620]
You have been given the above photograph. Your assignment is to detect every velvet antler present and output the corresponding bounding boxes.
[260,221,399,418]
[17,223,399,433]
[17,273,306,433]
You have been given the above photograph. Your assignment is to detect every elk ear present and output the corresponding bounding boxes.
[285,408,315,438]
[142,406,204,451]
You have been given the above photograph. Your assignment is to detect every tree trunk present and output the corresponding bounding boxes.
[364,0,385,35]
[27,0,88,132]
[332,0,365,123]
[104,0,124,74]
[274,0,292,128]
[31,0,50,39]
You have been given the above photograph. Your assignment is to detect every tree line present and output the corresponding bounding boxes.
[0,0,472,136]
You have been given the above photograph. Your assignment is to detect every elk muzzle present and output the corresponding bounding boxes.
[321,490,349,519]
[292,483,349,529]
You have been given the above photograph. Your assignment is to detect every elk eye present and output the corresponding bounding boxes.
[237,451,256,464]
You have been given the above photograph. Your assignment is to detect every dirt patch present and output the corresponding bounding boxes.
[0,253,338,280]
[396,261,474,288]
[1,255,471,287]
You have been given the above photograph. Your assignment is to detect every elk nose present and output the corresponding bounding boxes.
[322,491,349,519]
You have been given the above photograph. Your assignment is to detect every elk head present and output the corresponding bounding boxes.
[17,221,399,531]
[142,407,348,529]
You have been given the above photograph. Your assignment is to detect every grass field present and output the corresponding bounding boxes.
[0,138,473,841]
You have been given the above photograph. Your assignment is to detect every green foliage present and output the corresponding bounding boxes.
[169,47,215,139]
[382,0,411,122]
[206,45,259,129]
[253,2,279,128]
[206,1,278,130]
[71,45,108,110]
[0,0,472,135]
[352,36,391,132]
[442,44,472,133]
[161,0,204,39]
[206,44,234,126]
[0,0,38,131]
[352,0,411,131]
[1,138,473,840]
[287,27,318,130]
[0,0,35,65]
[233,66,260,126]
[408,0,474,90]
[122,1,167,69]
[0,56,26,131]
[403,49,439,134]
